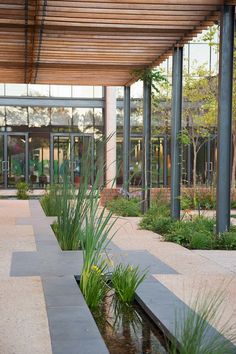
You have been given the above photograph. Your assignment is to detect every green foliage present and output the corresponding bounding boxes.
[216,230,236,250]
[80,172,117,309]
[112,263,148,304]
[81,264,108,310]
[181,190,216,210]
[169,288,236,354]
[164,217,215,249]
[139,201,170,232]
[106,197,141,217]
[16,182,29,200]
[132,68,167,93]
[54,176,85,250]
[178,129,191,146]
[40,184,62,216]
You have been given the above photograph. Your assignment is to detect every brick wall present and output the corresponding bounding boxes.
[100,187,236,205]
[100,188,120,206]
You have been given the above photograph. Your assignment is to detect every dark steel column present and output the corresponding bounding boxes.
[163,136,168,187]
[206,136,211,186]
[123,86,131,196]
[141,79,152,213]
[171,46,183,219]
[216,5,235,233]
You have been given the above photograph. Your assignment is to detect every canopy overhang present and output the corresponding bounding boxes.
[1,0,235,86]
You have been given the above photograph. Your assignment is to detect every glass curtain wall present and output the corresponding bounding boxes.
[116,30,219,188]
[0,83,104,188]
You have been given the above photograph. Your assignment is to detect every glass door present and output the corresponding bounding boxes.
[7,134,28,188]
[0,135,4,188]
[72,135,94,186]
[51,134,72,184]
[50,133,94,185]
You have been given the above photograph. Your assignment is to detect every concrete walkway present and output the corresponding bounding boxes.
[0,201,52,354]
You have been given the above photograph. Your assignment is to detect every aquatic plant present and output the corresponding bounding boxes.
[81,263,108,310]
[80,177,117,308]
[112,263,148,304]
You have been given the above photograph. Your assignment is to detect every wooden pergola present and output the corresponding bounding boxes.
[1,0,236,86]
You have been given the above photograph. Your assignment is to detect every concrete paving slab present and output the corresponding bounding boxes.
[0,277,52,354]
[193,249,236,273]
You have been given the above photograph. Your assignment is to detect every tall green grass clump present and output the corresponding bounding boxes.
[80,169,117,309]
[40,184,62,216]
[112,263,148,304]
[169,289,236,354]
[55,169,88,250]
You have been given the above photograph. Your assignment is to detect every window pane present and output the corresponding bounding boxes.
[73,108,93,131]
[51,107,72,125]
[28,107,50,127]
[5,84,27,96]
[72,86,94,98]
[0,84,4,96]
[29,134,50,186]
[28,84,50,97]
[50,85,71,97]
[93,86,103,98]
[6,106,28,126]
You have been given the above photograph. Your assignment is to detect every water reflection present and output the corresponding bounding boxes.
[93,291,167,354]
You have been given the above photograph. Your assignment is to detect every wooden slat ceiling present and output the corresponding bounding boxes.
[0,0,235,86]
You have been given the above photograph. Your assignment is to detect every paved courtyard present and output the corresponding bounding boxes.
[0,200,236,353]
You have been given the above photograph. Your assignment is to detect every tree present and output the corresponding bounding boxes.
[180,65,217,194]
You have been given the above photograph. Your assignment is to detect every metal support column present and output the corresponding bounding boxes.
[171,46,183,219]
[216,5,235,233]
[123,86,131,196]
[163,136,168,187]
[206,136,211,186]
[141,79,152,213]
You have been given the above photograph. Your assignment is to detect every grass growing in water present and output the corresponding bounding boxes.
[80,171,117,308]
[112,263,148,304]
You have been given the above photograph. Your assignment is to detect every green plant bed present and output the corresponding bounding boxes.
[139,202,170,232]
[40,184,62,216]
[51,221,83,250]
[140,207,236,250]
[106,197,142,217]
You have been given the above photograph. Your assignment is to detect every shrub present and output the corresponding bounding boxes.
[106,197,141,217]
[216,231,236,250]
[112,263,148,304]
[16,182,29,200]
[164,217,215,249]
[139,202,170,231]
[181,189,216,210]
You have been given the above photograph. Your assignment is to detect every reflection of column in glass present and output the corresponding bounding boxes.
[105,87,116,188]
